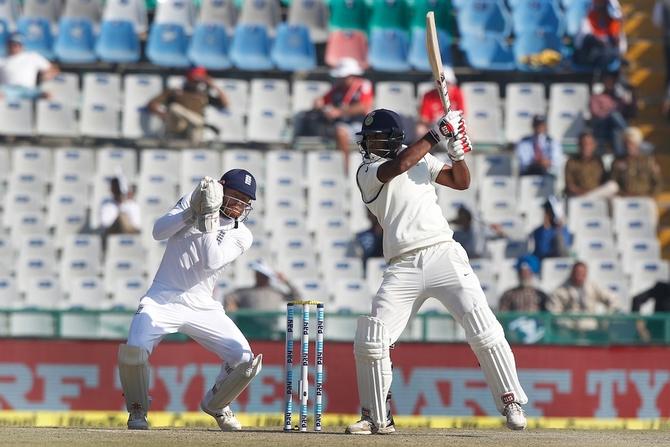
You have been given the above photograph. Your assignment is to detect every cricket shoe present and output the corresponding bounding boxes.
[200,403,242,431]
[345,411,395,435]
[504,402,527,430]
[127,407,148,430]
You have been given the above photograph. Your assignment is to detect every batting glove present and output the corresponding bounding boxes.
[447,121,472,162]
[428,110,462,144]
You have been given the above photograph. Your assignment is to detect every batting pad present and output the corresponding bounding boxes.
[462,306,528,414]
[203,354,263,411]
[118,344,150,413]
[354,316,392,429]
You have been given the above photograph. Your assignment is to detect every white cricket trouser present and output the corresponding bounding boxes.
[127,296,254,381]
[371,240,528,413]
[373,241,486,340]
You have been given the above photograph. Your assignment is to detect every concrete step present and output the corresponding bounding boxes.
[623,12,661,39]
[626,39,665,67]
[622,0,657,11]
[629,69,667,96]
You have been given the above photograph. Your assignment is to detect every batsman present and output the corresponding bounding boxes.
[346,107,528,434]
[118,169,262,431]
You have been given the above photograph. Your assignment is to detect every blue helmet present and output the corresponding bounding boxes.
[219,169,256,222]
[356,109,405,159]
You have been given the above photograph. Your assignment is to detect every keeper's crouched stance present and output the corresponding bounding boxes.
[347,109,528,435]
[118,170,262,431]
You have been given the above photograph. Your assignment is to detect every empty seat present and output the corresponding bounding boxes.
[306,150,345,184]
[54,17,97,63]
[541,257,574,292]
[206,107,246,143]
[188,23,231,70]
[24,0,62,24]
[505,83,546,142]
[616,218,656,242]
[323,257,363,284]
[408,26,453,71]
[96,147,138,181]
[612,197,657,231]
[437,185,477,221]
[199,0,237,29]
[181,149,222,191]
[0,0,21,31]
[222,149,265,184]
[17,17,54,59]
[573,216,614,242]
[619,238,661,275]
[238,0,281,33]
[575,236,617,260]
[586,258,625,284]
[83,72,121,108]
[7,171,48,195]
[0,99,34,136]
[460,33,515,71]
[122,73,163,139]
[95,20,141,63]
[214,78,249,114]
[456,0,511,38]
[548,83,589,143]
[328,0,367,32]
[270,23,316,71]
[9,210,46,239]
[331,278,371,313]
[288,0,328,43]
[630,260,669,296]
[230,24,273,70]
[106,234,145,262]
[324,30,368,69]
[565,0,590,36]
[374,81,416,114]
[102,0,148,34]
[16,253,56,293]
[479,176,518,218]
[36,100,78,137]
[104,258,145,294]
[294,278,329,303]
[80,102,120,138]
[292,80,331,114]
[567,197,608,229]
[111,276,146,309]
[0,275,18,309]
[518,175,554,204]
[276,254,320,280]
[139,149,180,179]
[369,28,410,72]
[154,0,196,33]
[514,29,564,72]
[250,78,291,113]
[146,23,190,67]
[246,108,289,143]
[510,0,563,34]
[60,255,101,286]
[63,0,103,24]
[41,72,80,107]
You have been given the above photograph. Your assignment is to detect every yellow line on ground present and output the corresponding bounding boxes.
[0,412,668,430]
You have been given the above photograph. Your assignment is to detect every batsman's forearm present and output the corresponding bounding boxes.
[450,160,471,189]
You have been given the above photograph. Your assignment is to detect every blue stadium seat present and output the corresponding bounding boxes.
[146,23,190,68]
[456,0,511,38]
[230,24,273,70]
[95,20,140,63]
[510,0,564,35]
[408,27,453,71]
[0,19,9,58]
[368,28,410,72]
[270,23,316,71]
[188,22,231,70]
[54,17,97,64]
[17,17,54,59]
[461,34,515,70]
[514,29,565,71]
[565,0,590,36]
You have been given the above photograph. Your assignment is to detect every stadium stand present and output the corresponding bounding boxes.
[0,0,665,327]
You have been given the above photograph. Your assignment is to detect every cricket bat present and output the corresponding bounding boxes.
[425,11,451,113]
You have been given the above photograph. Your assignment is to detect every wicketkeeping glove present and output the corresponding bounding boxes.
[190,176,224,233]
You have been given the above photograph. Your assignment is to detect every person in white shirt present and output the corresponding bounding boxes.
[99,176,141,237]
[515,114,563,177]
[346,109,527,435]
[0,32,59,100]
[118,169,262,432]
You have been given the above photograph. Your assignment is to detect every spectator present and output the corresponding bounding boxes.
[610,127,662,196]
[589,72,636,155]
[313,58,373,169]
[515,115,563,177]
[547,262,620,326]
[653,0,670,89]
[224,260,301,339]
[530,197,572,260]
[574,0,627,72]
[565,129,620,198]
[451,205,505,259]
[99,176,141,238]
[0,33,59,101]
[348,209,383,271]
[632,281,670,342]
[499,256,548,312]
[415,66,465,137]
[148,66,228,145]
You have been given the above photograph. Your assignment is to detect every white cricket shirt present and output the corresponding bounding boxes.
[356,151,454,262]
[146,193,253,310]
[0,52,51,88]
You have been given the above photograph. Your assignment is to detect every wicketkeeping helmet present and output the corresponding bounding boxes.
[356,109,405,159]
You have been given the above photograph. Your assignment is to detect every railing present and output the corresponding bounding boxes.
[1,309,669,345]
